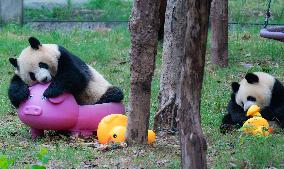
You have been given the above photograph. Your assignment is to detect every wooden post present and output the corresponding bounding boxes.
[210,0,228,67]
[126,0,160,144]
[153,0,188,132]
[0,0,23,24]
[179,0,211,168]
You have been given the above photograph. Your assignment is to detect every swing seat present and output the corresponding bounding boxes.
[260,26,284,42]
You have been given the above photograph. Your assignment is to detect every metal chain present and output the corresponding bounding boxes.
[264,0,272,28]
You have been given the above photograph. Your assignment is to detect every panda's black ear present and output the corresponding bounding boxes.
[245,73,259,84]
[28,37,41,50]
[231,82,240,93]
[9,58,18,68]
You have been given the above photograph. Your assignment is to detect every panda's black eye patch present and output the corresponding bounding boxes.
[29,72,36,81]
[39,62,49,69]
[247,96,256,101]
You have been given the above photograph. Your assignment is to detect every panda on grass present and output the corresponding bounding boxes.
[220,72,284,133]
[8,37,124,108]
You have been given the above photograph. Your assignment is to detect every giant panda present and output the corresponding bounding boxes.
[8,37,124,108]
[220,72,284,133]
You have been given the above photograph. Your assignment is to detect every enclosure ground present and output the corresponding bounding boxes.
[0,24,284,168]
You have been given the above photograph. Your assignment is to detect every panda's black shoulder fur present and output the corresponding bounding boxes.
[57,45,91,81]
[43,45,91,98]
[270,79,284,106]
[261,79,284,127]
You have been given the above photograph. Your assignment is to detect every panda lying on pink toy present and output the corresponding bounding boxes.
[8,37,125,139]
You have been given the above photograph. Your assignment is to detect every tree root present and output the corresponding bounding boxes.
[153,93,176,131]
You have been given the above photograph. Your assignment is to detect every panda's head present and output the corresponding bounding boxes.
[232,72,275,111]
[9,37,60,86]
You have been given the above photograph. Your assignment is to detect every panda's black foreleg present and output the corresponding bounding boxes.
[43,81,64,98]
[44,46,90,99]
[220,114,235,134]
[220,114,245,134]
[261,106,275,121]
[228,99,248,123]
[262,106,284,128]
[8,75,30,108]
[43,70,89,99]
[96,86,124,104]
[220,99,248,133]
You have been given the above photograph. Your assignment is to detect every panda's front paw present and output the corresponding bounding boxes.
[261,107,273,120]
[8,84,30,108]
[17,87,30,101]
[43,87,63,98]
[14,89,30,107]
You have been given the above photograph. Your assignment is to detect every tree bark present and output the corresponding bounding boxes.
[153,0,188,132]
[126,0,160,144]
[179,0,211,168]
[210,0,228,67]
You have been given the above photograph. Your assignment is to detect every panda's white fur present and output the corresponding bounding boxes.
[8,37,123,107]
[235,72,275,110]
[76,65,112,104]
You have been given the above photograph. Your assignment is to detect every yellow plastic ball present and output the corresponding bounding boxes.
[97,114,127,144]
[147,130,156,144]
[110,126,126,143]
[98,114,157,144]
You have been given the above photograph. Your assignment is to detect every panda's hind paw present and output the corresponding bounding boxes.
[220,124,234,134]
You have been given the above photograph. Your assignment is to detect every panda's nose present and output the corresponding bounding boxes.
[244,101,255,111]
[41,77,48,83]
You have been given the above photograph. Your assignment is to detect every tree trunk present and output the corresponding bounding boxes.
[210,0,228,67]
[158,0,167,40]
[179,0,211,168]
[153,0,188,132]
[126,0,160,144]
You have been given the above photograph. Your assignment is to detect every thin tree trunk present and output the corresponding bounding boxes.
[211,0,228,67]
[126,0,160,144]
[179,0,211,168]
[153,0,188,132]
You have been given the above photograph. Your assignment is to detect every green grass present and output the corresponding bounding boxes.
[24,0,284,24]
[229,0,284,24]
[84,0,132,21]
[24,0,132,21]
[1,23,284,168]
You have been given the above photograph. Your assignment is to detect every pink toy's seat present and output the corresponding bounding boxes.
[17,83,125,138]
